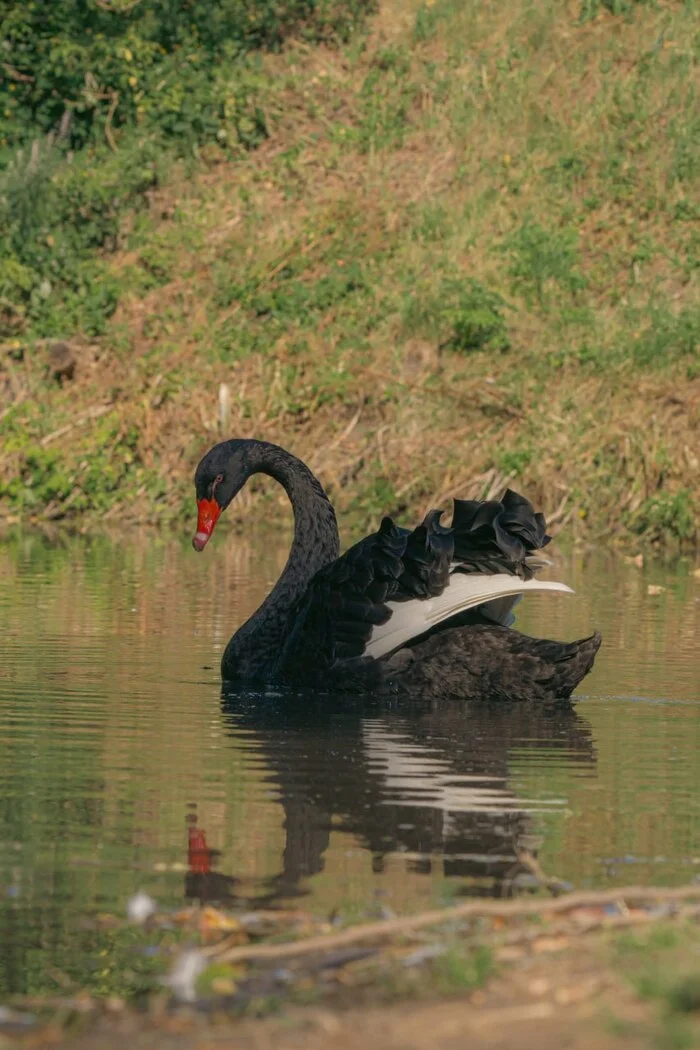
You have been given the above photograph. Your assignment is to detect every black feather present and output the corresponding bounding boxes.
[451,490,550,577]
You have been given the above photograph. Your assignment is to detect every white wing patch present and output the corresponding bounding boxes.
[364,574,574,660]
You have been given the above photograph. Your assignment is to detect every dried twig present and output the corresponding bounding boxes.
[545,490,570,528]
[105,91,119,152]
[513,848,569,897]
[2,62,35,83]
[214,884,700,965]
[94,0,143,10]
[40,403,113,447]
[496,901,700,949]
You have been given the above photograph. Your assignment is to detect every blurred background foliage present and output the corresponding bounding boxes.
[0,0,374,336]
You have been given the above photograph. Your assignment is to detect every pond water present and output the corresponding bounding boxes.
[1,531,699,997]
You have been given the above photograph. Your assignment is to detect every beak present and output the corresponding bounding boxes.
[192,498,222,551]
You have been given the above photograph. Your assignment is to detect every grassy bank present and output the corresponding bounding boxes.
[7,888,700,1050]
[0,0,698,546]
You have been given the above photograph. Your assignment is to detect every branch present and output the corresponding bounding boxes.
[213,884,700,964]
[93,0,144,11]
[2,62,35,83]
[104,91,119,152]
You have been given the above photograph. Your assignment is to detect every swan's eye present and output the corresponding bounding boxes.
[211,473,224,498]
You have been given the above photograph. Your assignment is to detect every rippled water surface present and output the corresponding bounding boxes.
[1,532,699,995]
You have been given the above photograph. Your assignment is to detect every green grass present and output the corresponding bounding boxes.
[432,943,494,994]
[0,0,698,546]
[610,925,700,1050]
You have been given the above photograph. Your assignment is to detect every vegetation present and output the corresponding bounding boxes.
[0,0,370,155]
[0,0,372,336]
[0,0,698,546]
[609,924,700,1050]
[7,892,700,1050]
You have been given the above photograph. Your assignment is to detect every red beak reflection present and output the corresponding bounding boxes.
[192,498,221,551]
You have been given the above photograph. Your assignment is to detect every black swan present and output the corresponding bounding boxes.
[192,439,601,699]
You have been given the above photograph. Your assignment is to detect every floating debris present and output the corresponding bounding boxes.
[402,944,447,968]
[0,1004,36,1034]
[127,890,157,924]
[162,948,207,1003]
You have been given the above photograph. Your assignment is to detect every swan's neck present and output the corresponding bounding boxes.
[222,446,339,681]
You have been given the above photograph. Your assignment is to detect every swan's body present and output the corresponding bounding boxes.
[193,439,601,700]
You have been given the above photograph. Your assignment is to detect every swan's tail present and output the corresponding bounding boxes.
[382,627,602,702]
[547,630,602,699]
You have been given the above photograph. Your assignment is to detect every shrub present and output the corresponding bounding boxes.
[579,0,651,23]
[503,220,587,309]
[0,0,376,337]
[630,305,700,368]
[404,277,511,353]
[0,0,375,157]
[0,134,159,335]
[632,490,696,546]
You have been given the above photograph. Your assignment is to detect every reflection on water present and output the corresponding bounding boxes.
[219,696,594,905]
[0,532,699,996]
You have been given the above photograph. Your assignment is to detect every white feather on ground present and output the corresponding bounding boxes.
[364,575,574,660]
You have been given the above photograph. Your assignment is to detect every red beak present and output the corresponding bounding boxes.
[187,826,211,875]
[192,498,221,551]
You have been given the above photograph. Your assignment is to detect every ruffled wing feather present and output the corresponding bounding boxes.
[277,489,565,681]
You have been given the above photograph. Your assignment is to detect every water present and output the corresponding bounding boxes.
[1,532,699,996]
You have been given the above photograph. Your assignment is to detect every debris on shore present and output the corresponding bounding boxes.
[5,882,700,1046]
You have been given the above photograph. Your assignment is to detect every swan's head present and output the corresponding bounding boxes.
[192,439,251,551]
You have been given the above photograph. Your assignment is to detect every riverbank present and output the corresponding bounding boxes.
[6,886,700,1050]
[1,0,698,546]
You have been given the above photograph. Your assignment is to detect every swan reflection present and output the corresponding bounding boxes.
[182,697,596,906]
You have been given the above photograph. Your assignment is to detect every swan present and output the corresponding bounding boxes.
[192,439,601,700]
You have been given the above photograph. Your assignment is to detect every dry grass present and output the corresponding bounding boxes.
[0,0,697,545]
